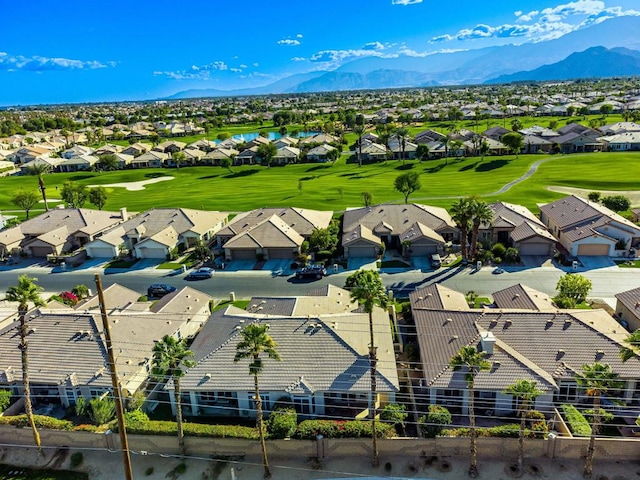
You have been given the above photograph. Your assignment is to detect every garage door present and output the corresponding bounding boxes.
[411,245,438,256]
[230,248,256,260]
[577,244,610,256]
[87,247,116,258]
[136,247,167,259]
[30,246,54,257]
[267,248,295,259]
[348,246,377,257]
[519,243,551,256]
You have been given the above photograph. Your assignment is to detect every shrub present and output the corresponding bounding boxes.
[0,415,73,430]
[72,424,99,432]
[504,247,520,264]
[420,405,452,438]
[60,291,79,306]
[117,419,260,439]
[562,404,592,437]
[267,407,297,439]
[126,390,146,412]
[583,408,615,424]
[89,397,116,426]
[124,409,149,425]
[75,397,87,417]
[553,295,576,309]
[380,404,408,432]
[295,420,394,439]
[70,452,83,468]
[441,424,540,438]
[0,389,11,412]
[492,243,506,258]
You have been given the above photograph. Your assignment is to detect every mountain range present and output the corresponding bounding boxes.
[167,15,640,99]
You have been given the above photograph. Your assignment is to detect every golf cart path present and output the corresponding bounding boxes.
[88,176,174,191]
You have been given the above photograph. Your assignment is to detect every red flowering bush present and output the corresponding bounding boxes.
[60,291,79,306]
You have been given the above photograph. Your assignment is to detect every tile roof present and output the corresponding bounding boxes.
[510,221,556,243]
[615,286,640,319]
[218,207,332,239]
[491,284,555,311]
[410,284,470,311]
[488,202,546,229]
[222,215,304,249]
[343,203,457,236]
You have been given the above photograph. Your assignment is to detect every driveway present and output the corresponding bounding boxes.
[578,256,617,270]
[520,255,554,268]
[347,257,379,271]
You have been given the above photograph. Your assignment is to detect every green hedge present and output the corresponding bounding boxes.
[561,404,592,437]
[0,415,73,430]
[119,419,260,439]
[295,420,395,439]
[441,424,544,438]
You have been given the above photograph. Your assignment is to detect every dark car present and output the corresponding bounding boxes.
[187,267,214,279]
[147,284,177,298]
[295,265,327,280]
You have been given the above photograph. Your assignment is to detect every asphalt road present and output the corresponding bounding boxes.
[1,262,640,301]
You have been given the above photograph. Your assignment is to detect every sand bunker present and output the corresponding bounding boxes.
[88,176,174,191]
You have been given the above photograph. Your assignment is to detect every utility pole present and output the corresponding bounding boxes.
[95,273,134,480]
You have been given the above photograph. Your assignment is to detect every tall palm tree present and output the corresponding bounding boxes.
[469,200,494,261]
[449,345,490,478]
[152,335,196,455]
[393,127,410,166]
[619,329,640,362]
[442,135,450,164]
[234,323,281,478]
[354,124,366,167]
[450,197,474,262]
[576,363,623,478]
[503,380,543,473]
[5,275,45,452]
[27,163,51,212]
[346,269,388,468]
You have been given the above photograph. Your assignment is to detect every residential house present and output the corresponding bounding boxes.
[202,148,238,166]
[480,202,556,256]
[553,132,604,154]
[299,133,338,145]
[482,126,510,141]
[0,208,126,258]
[152,140,186,154]
[522,135,553,154]
[216,207,332,261]
[489,284,556,311]
[632,208,640,223]
[360,141,388,162]
[615,286,640,331]
[61,145,95,159]
[176,285,399,418]
[85,208,228,259]
[58,154,99,172]
[388,139,418,160]
[342,203,458,259]
[599,132,640,151]
[129,150,168,169]
[188,139,217,152]
[0,285,211,408]
[540,195,640,256]
[234,146,259,165]
[273,136,298,149]
[599,122,640,135]
[411,284,640,416]
[306,144,337,162]
[414,129,445,144]
[19,156,63,173]
[273,146,300,165]
[121,142,151,157]
[12,145,52,165]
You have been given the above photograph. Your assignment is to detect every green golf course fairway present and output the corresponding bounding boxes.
[2,151,640,215]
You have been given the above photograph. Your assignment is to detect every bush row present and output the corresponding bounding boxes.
[117,419,261,439]
[441,424,546,439]
[561,404,592,437]
[295,419,395,439]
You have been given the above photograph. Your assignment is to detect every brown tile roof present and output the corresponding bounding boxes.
[491,284,555,311]
[410,284,469,311]
[343,203,457,236]
[218,207,332,239]
[615,286,640,319]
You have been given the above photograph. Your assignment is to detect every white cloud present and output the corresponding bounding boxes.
[277,38,301,46]
[0,52,114,71]
[309,44,398,69]
[391,0,422,5]
[363,41,385,50]
[291,57,307,62]
[154,60,243,80]
[296,33,303,38]
[431,0,640,43]
[252,62,259,67]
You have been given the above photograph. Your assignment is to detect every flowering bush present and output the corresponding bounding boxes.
[60,291,79,306]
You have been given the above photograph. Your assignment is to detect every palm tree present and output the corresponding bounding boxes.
[234,323,281,478]
[5,275,45,452]
[27,163,51,212]
[503,380,543,473]
[576,363,623,478]
[449,345,490,478]
[450,197,474,262]
[346,269,388,467]
[354,124,366,167]
[393,127,410,166]
[442,134,450,164]
[469,199,494,261]
[619,329,640,362]
[152,335,196,455]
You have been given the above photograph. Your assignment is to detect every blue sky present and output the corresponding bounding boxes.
[1,0,639,106]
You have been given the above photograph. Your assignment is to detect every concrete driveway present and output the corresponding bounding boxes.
[578,256,617,270]
[347,257,379,271]
[520,255,554,267]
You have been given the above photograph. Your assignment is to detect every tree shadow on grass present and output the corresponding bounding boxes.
[223,168,260,179]
[475,159,511,172]
[459,162,479,172]
[68,174,94,181]
[425,163,446,174]
[340,172,360,177]
[144,172,166,178]
[395,164,415,171]
[306,164,332,172]
[198,174,221,180]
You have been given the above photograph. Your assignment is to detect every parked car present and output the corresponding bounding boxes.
[147,284,177,297]
[492,267,505,274]
[430,254,442,268]
[187,267,214,279]
[295,265,327,280]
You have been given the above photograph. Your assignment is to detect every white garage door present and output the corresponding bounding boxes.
[577,244,610,256]
[87,247,116,258]
[348,246,377,258]
[267,248,295,259]
[231,248,256,260]
[519,243,551,256]
[137,247,167,259]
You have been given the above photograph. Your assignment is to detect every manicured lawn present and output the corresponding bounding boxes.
[104,258,138,269]
[615,260,640,268]
[3,151,640,215]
